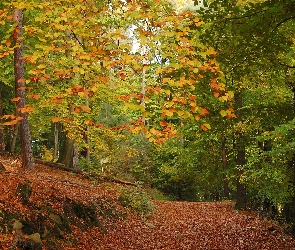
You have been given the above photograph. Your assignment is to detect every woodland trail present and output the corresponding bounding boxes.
[0,155,295,250]
[79,201,295,250]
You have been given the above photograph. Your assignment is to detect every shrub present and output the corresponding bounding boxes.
[119,186,155,216]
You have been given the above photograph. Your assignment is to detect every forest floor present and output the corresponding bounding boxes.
[0,154,295,250]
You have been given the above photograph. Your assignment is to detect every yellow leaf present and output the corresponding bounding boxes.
[166,101,174,108]
[156,68,163,74]
[228,91,234,98]
[201,123,211,131]
[177,110,184,116]
[190,101,197,107]
[79,68,85,74]
[195,115,200,121]
[193,68,199,73]
[164,89,171,96]
[183,111,191,118]
[165,110,174,117]
[91,86,98,92]
[37,64,46,69]
[204,123,211,129]
[220,110,228,117]
[78,92,85,97]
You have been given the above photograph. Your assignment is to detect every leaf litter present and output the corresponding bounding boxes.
[0,154,294,250]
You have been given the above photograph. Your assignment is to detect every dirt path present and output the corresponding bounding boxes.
[82,201,295,250]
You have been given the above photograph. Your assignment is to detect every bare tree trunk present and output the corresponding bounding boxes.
[53,123,59,160]
[236,149,247,209]
[9,124,19,153]
[60,135,74,168]
[72,145,79,170]
[222,136,229,199]
[13,9,34,170]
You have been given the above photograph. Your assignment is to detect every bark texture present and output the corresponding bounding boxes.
[13,9,34,170]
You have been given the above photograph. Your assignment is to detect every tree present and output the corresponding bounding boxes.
[13,8,34,169]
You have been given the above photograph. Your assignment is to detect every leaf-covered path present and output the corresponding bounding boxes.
[0,154,295,250]
[81,201,295,250]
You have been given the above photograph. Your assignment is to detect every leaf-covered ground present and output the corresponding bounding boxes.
[0,154,295,250]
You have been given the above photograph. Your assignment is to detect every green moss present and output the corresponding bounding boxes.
[16,182,32,204]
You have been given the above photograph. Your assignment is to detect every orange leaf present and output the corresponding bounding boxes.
[52,117,59,123]
[188,95,196,101]
[213,92,220,97]
[5,40,11,47]
[11,97,21,102]
[100,76,109,83]
[200,124,208,131]
[17,86,27,91]
[6,15,13,20]
[28,94,39,100]
[191,106,197,113]
[200,66,207,71]
[30,76,39,83]
[74,107,81,113]
[201,107,209,116]
[3,117,23,126]
[86,120,95,126]
[17,78,26,83]
[2,114,15,120]
[118,73,126,80]
[18,106,34,113]
[51,98,63,104]
[159,120,168,126]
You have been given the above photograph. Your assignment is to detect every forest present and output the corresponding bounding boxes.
[1,0,295,242]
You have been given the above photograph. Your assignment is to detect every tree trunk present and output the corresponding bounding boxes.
[60,135,74,169]
[9,124,19,153]
[72,145,79,170]
[222,136,229,199]
[236,149,247,209]
[13,9,34,170]
[284,69,295,225]
[85,93,90,162]
[234,91,247,209]
[0,89,5,152]
[53,123,59,160]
